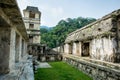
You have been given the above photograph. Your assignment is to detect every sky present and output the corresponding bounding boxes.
[17,0,120,27]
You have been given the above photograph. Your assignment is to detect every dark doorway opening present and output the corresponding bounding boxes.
[82,42,90,57]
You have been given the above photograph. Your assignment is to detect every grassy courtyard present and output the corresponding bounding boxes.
[35,61,92,80]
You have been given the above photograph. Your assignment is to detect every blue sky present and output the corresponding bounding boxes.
[17,0,120,27]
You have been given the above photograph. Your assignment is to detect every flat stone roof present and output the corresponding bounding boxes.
[65,9,120,43]
[23,6,41,14]
[0,0,28,41]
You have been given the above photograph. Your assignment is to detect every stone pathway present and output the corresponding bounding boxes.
[37,62,52,68]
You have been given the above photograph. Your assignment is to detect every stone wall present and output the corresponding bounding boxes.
[0,28,10,74]
[0,1,34,80]
[39,47,62,62]
[63,55,120,80]
[64,44,70,54]
[40,54,62,62]
[28,44,41,56]
[63,9,120,63]
[116,17,120,62]
[90,37,117,62]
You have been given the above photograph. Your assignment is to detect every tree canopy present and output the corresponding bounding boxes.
[40,17,96,48]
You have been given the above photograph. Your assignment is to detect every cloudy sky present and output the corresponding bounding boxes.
[17,0,120,27]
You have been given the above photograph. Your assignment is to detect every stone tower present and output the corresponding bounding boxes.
[23,6,41,44]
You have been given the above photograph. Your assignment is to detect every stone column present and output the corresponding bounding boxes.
[9,28,16,72]
[23,40,27,59]
[79,42,82,56]
[24,41,28,58]
[72,42,77,55]
[60,45,64,53]
[75,42,80,56]
[18,36,22,61]
[64,43,70,54]
[25,42,28,54]
[15,34,20,63]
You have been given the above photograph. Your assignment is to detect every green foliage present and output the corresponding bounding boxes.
[35,62,93,80]
[40,28,48,34]
[40,17,96,48]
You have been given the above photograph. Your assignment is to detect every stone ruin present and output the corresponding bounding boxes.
[0,0,34,80]
[23,6,62,62]
[0,0,120,80]
[54,9,120,80]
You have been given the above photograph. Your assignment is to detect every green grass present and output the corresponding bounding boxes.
[35,61,93,80]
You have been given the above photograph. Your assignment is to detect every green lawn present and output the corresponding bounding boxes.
[35,61,93,80]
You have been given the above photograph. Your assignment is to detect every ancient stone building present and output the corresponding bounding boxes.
[54,9,120,80]
[64,9,120,63]
[0,0,34,80]
[23,6,41,56]
[23,6,41,44]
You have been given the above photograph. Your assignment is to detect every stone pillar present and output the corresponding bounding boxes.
[73,41,80,56]
[18,36,22,61]
[72,42,77,55]
[64,43,69,54]
[58,47,60,52]
[60,45,64,53]
[23,40,27,59]
[25,42,28,54]
[24,41,28,58]
[9,28,16,72]
[15,34,20,63]
[78,42,82,56]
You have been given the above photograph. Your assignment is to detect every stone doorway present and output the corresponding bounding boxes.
[82,42,90,56]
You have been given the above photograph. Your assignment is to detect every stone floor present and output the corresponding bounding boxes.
[37,62,52,68]
[0,55,34,80]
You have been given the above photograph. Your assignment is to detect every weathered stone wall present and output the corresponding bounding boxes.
[39,47,62,62]
[116,17,120,62]
[0,1,34,80]
[40,54,62,62]
[90,37,117,62]
[64,44,70,54]
[64,9,120,63]
[28,44,41,56]
[72,42,80,55]
[63,55,120,80]
[0,28,10,74]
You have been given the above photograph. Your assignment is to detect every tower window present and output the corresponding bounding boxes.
[29,24,34,29]
[29,11,35,18]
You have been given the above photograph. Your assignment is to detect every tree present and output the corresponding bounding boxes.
[40,17,96,48]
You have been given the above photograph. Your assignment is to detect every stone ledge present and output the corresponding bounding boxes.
[64,54,120,70]
[63,55,120,80]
